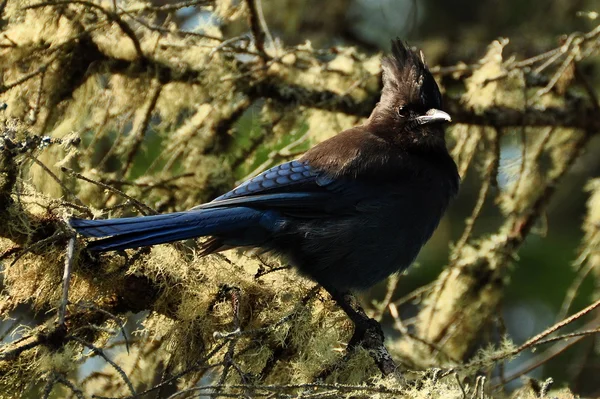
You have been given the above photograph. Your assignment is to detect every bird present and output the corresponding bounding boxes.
[70,40,459,346]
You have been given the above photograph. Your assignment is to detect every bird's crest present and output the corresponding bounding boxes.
[380,39,442,110]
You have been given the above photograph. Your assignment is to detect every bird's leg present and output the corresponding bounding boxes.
[331,291,383,347]
[328,289,397,375]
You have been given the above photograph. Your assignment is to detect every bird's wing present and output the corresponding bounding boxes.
[192,160,353,217]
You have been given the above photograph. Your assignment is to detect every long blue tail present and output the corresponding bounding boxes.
[69,207,268,251]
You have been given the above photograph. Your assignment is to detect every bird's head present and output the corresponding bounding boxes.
[370,40,450,145]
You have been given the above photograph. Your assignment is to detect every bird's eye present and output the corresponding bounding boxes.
[397,106,409,118]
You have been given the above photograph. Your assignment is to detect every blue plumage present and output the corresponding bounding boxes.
[212,160,316,201]
[71,207,276,251]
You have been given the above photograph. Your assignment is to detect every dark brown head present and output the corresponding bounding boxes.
[370,40,450,147]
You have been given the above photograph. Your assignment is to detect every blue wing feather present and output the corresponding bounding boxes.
[184,160,361,216]
[211,160,320,202]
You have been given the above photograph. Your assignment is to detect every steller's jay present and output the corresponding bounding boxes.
[70,40,459,352]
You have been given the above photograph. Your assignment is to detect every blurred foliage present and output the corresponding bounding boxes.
[0,0,599,398]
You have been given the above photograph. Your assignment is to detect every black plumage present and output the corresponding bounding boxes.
[71,39,459,309]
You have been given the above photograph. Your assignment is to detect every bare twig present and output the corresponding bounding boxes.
[514,299,600,355]
[389,303,459,363]
[61,166,157,215]
[58,237,76,326]
[26,154,89,212]
[72,301,130,354]
[56,374,86,399]
[26,0,145,59]
[121,79,163,177]
[72,336,137,396]
[556,261,595,323]
[451,128,500,262]
[0,54,57,94]
[372,274,399,322]
[244,0,268,61]
[492,317,600,387]
[99,341,229,399]
[122,0,211,13]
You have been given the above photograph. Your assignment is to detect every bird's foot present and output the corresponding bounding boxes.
[332,291,398,376]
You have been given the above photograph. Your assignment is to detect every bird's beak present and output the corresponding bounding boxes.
[416,109,452,125]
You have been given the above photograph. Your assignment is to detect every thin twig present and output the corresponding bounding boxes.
[244,0,268,61]
[514,299,600,355]
[121,79,162,177]
[389,302,459,363]
[533,327,600,346]
[556,261,595,323]
[26,0,145,59]
[0,53,57,94]
[72,336,137,396]
[255,0,275,54]
[26,154,89,210]
[56,374,86,399]
[99,341,229,399]
[451,128,500,261]
[121,0,211,13]
[58,237,76,326]
[72,301,131,354]
[491,319,599,388]
[9,231,70,267]
[372,274,399,322]
[61,166,157,215]
[42,374,58,399]
[537,51,576,96]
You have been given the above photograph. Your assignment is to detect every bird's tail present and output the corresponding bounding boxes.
[69,207,265,251]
